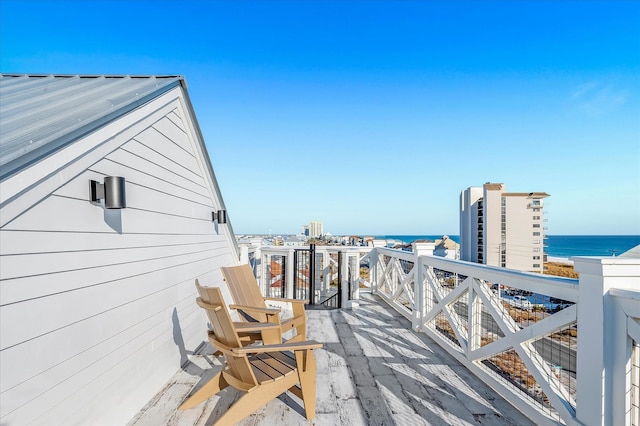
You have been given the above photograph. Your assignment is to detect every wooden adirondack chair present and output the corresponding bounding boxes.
[178,283,322,425]
[195,279,283,346]
[221,264,307,342]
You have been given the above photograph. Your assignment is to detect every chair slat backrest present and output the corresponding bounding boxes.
[195,281,257,387]
[221,264,268,309]
[195,280,226,338]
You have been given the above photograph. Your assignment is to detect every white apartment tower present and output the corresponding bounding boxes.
[309,221,323,238]
[460,183,549,272]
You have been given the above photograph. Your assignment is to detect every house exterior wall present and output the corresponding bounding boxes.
[0,87,237,425]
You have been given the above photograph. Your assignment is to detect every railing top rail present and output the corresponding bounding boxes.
[572,255,640,277]
[257,246,304,253]
[258,245,373,254]
[420,253,580,302]
[571,256,640,264]
[610,287,640,301]
[375,246,417,261]
[322,246,373,253]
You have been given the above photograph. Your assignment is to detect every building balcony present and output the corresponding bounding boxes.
[3,74,636,426]
[130,245,640,426]
[130,293,534,426]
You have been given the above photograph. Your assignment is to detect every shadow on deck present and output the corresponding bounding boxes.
[129,293,535,425]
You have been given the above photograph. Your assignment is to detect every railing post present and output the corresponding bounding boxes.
[412,243,435,332]
[286,249,295,299]
[292,249,299,299]
[349,252,360,307]
[413,253,424,332]
[309,244,316,305]
[338,250,344,308]
[467,279,481,357]
[322,249,330,298]
[370,248,378,294]
[574,256,640,426]
[412,240,435,257]
[239,244,249,264]
[247,237,262,283]
[260,252,268,296]
[371,242,386,294]
[281,255,287,299]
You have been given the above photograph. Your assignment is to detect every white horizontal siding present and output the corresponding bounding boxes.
[0,88,238,425]
[0,239,225,306]
[0,236,221,282]
[1,249,222,349]
[166,110,186,134]
[3,195,216,235]
[1,281,207,422]
[1,270,215,394]
[131,129,203,185]
[0,230,217,255]
[151,111,191,154]
[95,156,212,205]
[58,307,206,426]
[113,143,210,198]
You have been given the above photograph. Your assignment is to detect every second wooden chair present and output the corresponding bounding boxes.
[221,264,307,342]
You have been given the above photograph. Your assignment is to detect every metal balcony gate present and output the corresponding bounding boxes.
[291,244,341,309]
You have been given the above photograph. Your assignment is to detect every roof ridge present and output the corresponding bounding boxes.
[0,73,183,79]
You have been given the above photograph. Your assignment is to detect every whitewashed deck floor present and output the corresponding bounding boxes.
[128,293,535,426]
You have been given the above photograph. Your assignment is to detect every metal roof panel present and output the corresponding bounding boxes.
[0,74,183,180]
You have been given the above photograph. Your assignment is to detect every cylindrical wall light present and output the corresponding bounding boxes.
[90,177,127,209]
[212,210,227,224]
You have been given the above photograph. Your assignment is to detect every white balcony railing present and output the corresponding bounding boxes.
[240,242,640,426]
[241,244,372,306]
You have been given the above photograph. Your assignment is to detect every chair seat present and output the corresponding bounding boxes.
[250,351,297,384]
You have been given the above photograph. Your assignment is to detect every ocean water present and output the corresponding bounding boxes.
[544,235,639,257]
[376,235,640,257]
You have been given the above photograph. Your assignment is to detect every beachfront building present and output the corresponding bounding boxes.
[308,220,323,238]
[460,183,549,272]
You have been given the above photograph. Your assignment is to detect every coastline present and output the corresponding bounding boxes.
[378,235,639,258]
[547,256,573,265]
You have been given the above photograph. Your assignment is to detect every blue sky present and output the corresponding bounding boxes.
[2,0,639,235]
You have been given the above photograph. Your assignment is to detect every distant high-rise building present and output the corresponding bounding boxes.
[460,183,549,272]
[309,221,323,238]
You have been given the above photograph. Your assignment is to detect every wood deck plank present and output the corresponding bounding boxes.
[128,293,536,426]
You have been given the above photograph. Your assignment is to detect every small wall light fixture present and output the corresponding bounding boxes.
[90,176,127,209]
[212,210,227,224]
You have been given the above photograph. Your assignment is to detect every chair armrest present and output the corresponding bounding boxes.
[233,340,323,355]
[234,322,281,333]
[263,297,307,305]
[229,304,281,315]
